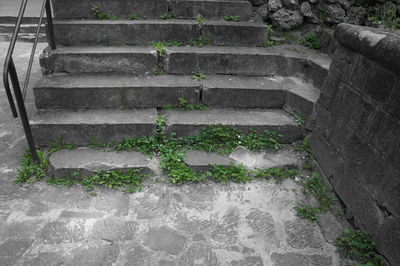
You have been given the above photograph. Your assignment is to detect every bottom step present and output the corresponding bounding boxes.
[30,108,303,146]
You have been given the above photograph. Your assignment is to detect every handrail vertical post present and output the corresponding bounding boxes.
[8,58,40,164]
[45,0,56,50]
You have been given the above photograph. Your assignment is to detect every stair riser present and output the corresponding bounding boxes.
[171,0,251,20]
[165,125,304,143]
[53,22,199,46]
[51,0,169,19]
[166,53,307,76]
[41,51,307,76]
[32,124,156,146]
[203,88,286,108]
[40,50,158,74]
[51,0,250,20]
[34,87,201,109]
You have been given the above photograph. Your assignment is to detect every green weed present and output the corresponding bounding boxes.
[160,12,173,20]
[195,14,205,24]
[335,228,384,266]
[254,167,299,183]
[15,150,49,184]
[299,34,321,50]
[127,14,139,20]
[162,98,208,111]
[224,16,240,22]
[188,36,212,47]
[295,113,305,126]
[191,71,206,81]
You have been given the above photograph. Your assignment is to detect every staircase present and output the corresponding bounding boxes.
[30,0,331,174]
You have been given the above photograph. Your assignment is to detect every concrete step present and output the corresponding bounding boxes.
[30,108,302,147]
[39,45,331,78]
[33,74,318,113]
[48,148,156,178]
[33,74,200,109]
[51,0,250,20]
[171,0,251,20]
[30,109,157,146]
[0,23,45,34]
[163,108,304,143]
[52,20,267,46]
[165,46,331,79]
[40,46,158,74]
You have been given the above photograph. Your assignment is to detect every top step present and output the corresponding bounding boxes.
[51,0,251,21]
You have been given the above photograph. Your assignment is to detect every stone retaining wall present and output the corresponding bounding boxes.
[250,0,400,30]
[310,23,400,265]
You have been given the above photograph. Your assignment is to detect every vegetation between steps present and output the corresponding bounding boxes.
[162,98,208,111]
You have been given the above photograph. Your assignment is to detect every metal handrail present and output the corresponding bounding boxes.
[2,0,56,164]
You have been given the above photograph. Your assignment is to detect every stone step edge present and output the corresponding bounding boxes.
[48,147,301,179]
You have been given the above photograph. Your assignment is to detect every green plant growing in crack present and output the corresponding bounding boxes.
[294,113,305,126]
[160,12,173,20]
[162,98,208,111]
[294,173,335,222]
[127,13,139,20]
[188,36,212,47]
[47,169,147,194]
[152,63,165,75]
[254,167,299,184]
[263,24,282,47]
[335,228,384,266]
[91,5,118,20]
[224,15,240,22]
[368,2,400,29]
[299,34,321,50]
[151,41,167,56]
[195,14,205,24]
[191,71,206,81]
[15,150,49,184]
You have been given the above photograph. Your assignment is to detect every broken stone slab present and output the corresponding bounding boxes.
[229,146,301,169]
[184,150,234,171]
[47,148,156,178]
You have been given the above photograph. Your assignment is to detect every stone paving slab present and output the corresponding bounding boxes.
[48,148,157,178]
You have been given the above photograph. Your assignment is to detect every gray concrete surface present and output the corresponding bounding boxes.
[0,41,349,265]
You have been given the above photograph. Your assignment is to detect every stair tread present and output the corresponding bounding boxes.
[35,74,198,88]
[30,109,157,125]
[54,19,265,27]
[164,108,298,126]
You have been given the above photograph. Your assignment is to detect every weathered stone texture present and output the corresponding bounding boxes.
[311,24,400,265]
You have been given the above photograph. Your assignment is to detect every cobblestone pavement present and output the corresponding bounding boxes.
[0,42,350,265]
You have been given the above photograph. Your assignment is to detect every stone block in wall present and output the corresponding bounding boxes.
[331,164,386,235]
[377,217,400,265]
[385,79,400,118]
